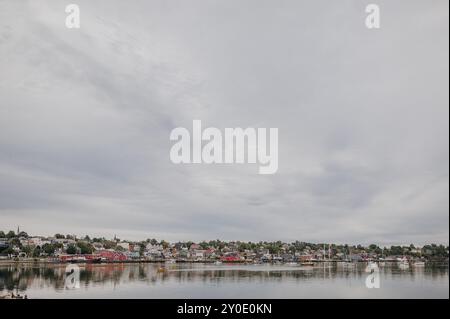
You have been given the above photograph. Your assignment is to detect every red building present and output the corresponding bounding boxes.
[220,253,241,262]
[96,250,127,261]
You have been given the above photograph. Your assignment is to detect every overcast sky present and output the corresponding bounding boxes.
[0,0,448,245]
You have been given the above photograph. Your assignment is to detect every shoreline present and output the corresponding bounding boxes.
[1,259,448,266]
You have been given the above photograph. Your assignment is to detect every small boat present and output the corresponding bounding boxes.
[285,262,298,266]
[165,259,176,264]
[214,261,223,265]
[399,262,409,270]
[157,266,166,273]
[398,257,410,269]
[413,261,425,267]
[301,261,314,266]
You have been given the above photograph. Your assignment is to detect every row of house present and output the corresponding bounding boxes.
[1,233,447,262]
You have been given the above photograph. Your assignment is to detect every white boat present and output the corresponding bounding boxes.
[399,262,409,270]
[398,257,410,269]
[165,259,176,264]
[413,261,425,267]
[214,261,222,265]
[301,261,314,266]
[285,262,298,266]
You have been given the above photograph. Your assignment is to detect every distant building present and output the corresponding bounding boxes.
[349,254,363,262]
[96,250,127,261]
[92,242,104,250]
[193,250,205,259]
[221,252,241,262]
[190,243,201,250]
[21,237,51,247]
[124,251,140,259]
[281,254,294,262]
[0,240,9,249]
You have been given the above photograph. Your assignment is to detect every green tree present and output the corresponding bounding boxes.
[103,240,116,250]
[18,231,28,238]
[21,245,32,257]
[6,231,16,239]
[66,244,77,255]
[390,246,403,255]
[0,231,5,238]
[161,240,169,249]
[10,237,21,248]
[42,243,56,255]
[32,246,41,257]
[55,234,65,239]
[3,246,14,255]
[139,243,146,257]
[0,244,10,254]
[369,244,382,255]
[77,242,93,254]
[199,241,209,250]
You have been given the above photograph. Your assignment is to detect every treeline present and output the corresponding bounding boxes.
[0,230,448,259]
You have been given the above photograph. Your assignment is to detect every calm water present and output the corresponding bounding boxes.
[0,262,448,298]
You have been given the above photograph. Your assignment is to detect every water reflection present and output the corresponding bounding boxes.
[0,262,448,298]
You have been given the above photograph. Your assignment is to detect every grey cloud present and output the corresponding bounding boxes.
[0,0,448,245]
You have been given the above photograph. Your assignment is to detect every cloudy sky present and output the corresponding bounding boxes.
[0,0,448,245]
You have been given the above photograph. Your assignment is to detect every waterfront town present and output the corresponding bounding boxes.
[0,228,448,264]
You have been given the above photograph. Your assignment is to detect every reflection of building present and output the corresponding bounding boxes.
[349,254,362,262]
